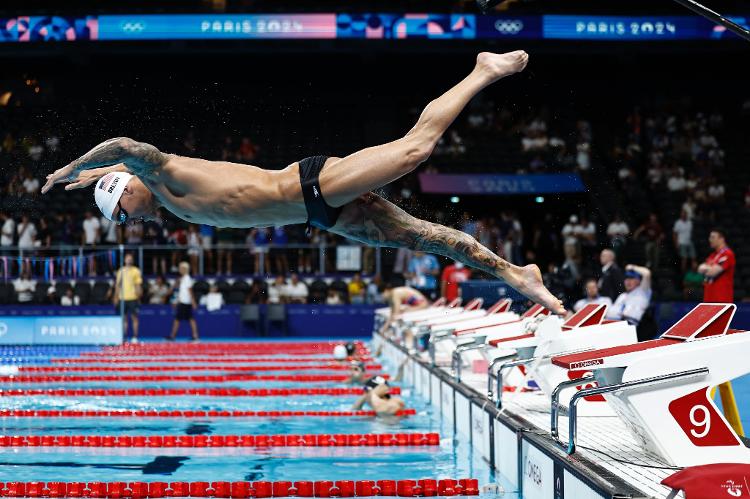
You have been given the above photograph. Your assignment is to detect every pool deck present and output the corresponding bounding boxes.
[375,333,679,499]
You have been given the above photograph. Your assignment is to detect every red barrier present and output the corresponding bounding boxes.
[0,432,438,448]
[0,387,401,397]
[20,364,380,373]
[0,479,478,497]
[0,373,388,384]
[0,408,416,418]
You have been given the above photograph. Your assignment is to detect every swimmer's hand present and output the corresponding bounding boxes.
[64,166,126,191]
[41,164,76,194]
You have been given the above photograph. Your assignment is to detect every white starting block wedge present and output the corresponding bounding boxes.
[402,297,483,326]
[428,303,547,366]
[374,296,450,332]
[487,303,637,414]
[419,298,512,331]
[551,303,750,467]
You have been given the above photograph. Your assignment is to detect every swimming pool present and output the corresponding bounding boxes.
[0,342,511,497]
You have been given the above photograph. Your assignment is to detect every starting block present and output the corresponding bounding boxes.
[488,303,637,413]
[551,303,750,467]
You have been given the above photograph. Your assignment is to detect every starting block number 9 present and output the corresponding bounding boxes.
[688,405,711,438]
[668,388,740,447]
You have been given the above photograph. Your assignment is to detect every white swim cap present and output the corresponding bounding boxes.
[94,172,134,222]
[333,344,348,360]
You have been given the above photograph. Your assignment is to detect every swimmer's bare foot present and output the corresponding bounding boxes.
[512,264,566,315]
[475,50,529,84]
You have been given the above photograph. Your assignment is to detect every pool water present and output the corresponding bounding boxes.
[0,342,516,497]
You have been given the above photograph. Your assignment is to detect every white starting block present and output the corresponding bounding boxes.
[374,297,457,332]
[418,298,512,331]
[401,297,483,326]
[428,303,546,366]
[487,303,637,415]
[551,303,750,467]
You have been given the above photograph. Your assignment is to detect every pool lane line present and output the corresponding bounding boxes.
[0,432,439,448]
[0,408,417,418]
[0,374,389,383]
[19,364,381,372]
[0,386,401,397]
[0,478,479,497]
[49,358,373,364]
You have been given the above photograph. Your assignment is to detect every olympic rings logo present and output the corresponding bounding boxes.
[494,19,524,35]
[120,22,146,33]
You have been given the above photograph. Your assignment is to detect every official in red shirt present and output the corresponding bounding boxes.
[440,261,472,302]
[698,228,735,302]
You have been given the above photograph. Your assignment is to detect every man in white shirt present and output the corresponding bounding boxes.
[100,216,119,245]
[667,171,687,192]
[167,261,199,341]
[573,279,613,314]
[200,284,225,312]
[61,289,81,306]
[561,215,582,261]
[82,211,101,275]
[606,214,629,250]
[672,210,695,272]
[267,275,286,304]
[284,273,309,304]
[22,175,40,194]
[16,215,36,250]
[0,212,14,248]
[13,270,36,303]
[610,264,652,326]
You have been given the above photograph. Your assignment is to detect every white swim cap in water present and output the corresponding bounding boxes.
[333,344,348,360]
[95,172,134,222]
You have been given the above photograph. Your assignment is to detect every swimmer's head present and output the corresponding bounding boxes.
[94,172,157,224]
[333,344,348,360]
[363,375,388,392]
[350,361,366,374]
[345,342,357,356]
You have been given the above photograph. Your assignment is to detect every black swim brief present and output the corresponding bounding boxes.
[298,155,343,231]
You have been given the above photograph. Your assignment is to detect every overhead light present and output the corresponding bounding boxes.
[535,196,545,203]
[450,196,460,204]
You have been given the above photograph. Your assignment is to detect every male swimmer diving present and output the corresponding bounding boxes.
[42,51,564,315]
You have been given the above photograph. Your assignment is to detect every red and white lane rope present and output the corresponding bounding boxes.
[50,358,372,365]
[0,409,417,418]
[0,432,439,448]
[20,365,380,373]
[0,374,388,384]
[0,478,478,497]
[0,387,401,397]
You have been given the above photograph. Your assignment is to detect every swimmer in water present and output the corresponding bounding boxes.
[345,358,406,385]
[379,285,429,336]
[42,51,564,315]
[351,376,405,416]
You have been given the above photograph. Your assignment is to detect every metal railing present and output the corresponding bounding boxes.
[0,243,382,277]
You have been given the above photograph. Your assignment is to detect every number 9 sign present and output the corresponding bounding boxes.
[668,387,741,447]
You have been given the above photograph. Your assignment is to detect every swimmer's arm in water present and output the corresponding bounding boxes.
[351,393,368,410]
[42,137,166,194]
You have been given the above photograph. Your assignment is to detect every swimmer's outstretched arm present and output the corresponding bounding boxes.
[332,193,565,315]
[42,137,166,194]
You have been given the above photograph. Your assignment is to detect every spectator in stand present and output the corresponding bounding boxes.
[13,269,36,304]
[200,284,225,312]
[144,211,167,276]
[366,275,383,304]
[237,137,259,162]
[248,228,271,275]
[666,168,687,193]
[186,225,201,275]
[271,226,289,276]
[682,195,698,221]
[561,215,582,262]
[705,177,726,221]
[284,273,308,304]
[168,226,188,274]
[606,213,630,256]
[610,264,652,327]
[35,216,51,250]
[60,288,80,306]
[634,214,664,268]
[326,288,344,305]
[167,261,199,342]
[100,213,119,246]
[406,251,440,300]
[683,262,704,301]
[698,228,735,303]
[440,260,471,302]
[672,210,695,273]
[114,253,143,344]
[199,224,214,274]
[348,273,366,304]
[81,211,100,275]
[573,279,613,313]
[22,170,39,195]
[1,211,14,253]
[267,275,286,304]
[148,275,170,304]
[598,249,625,302]
[578,214,597,262]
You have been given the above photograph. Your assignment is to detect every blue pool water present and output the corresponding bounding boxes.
[0,342,514,497]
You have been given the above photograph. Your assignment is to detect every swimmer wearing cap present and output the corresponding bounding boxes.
[41,51,563,315]
[379,285,429,337]
[351,376,405,416]
[346,361,368,385]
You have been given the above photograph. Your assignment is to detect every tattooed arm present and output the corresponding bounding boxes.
[42,137,166,194]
